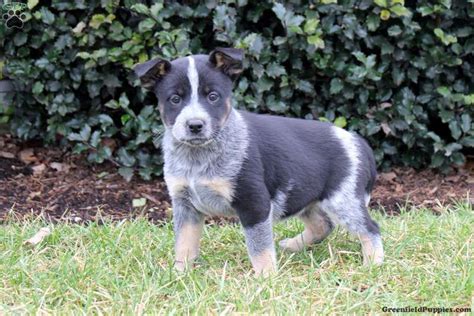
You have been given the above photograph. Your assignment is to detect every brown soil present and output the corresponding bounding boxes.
[0,135,471,223]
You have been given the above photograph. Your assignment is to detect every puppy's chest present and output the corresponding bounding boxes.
[165,175,236,217]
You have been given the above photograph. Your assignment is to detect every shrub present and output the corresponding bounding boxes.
[0,0,472,179]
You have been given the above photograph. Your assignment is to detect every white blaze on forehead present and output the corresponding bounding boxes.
[187,56,199,105]
[170,56,211,141]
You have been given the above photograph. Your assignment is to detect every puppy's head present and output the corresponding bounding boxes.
[134,48,244,147]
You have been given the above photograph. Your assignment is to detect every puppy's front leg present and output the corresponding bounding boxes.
[242,216,277,277]
[172,198,204,272]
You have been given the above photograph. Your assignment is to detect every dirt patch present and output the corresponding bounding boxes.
[371,166,472,214]
[0,135,471,223]
[0,135,170,224]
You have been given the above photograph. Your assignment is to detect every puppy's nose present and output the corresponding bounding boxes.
[187,119,204,134]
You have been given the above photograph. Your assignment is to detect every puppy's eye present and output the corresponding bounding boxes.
[207,92,220,103]
[169,95,181,105]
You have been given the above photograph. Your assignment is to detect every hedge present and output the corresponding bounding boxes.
[0,0,473,180]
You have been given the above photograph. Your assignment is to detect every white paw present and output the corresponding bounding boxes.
[254,266,277,277]
[363,254,384,266]
[279,238,303,252]
[174,260,190,272]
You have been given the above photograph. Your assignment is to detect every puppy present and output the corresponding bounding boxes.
[134,48,383,276]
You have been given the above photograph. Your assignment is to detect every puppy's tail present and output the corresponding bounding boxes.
[366,154,377,194]
[357,136,377,194]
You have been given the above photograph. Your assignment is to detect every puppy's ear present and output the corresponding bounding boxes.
[133,57,171,90]
[209,47,244,81]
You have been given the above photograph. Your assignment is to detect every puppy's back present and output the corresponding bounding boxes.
[238,111,358,212]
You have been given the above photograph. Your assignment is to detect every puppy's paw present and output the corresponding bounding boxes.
[362,254,384,266]
[254,265,277,278]
[279,237,304,252]
[174,260,191,272]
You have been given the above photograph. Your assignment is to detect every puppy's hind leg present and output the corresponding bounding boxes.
[355,211,384,265]
[323,201,384,265]
[279,203,334,253]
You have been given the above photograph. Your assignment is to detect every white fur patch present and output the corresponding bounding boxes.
[187,56,199,105]
[171,56,212,141]
[365,193,371,208]
[271,190,287,220]
[318,127,365,232]
[270,180,294,221]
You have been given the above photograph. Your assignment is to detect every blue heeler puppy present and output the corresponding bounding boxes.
[134,48,383,276]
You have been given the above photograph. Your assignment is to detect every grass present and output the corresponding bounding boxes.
[0,201,472,314]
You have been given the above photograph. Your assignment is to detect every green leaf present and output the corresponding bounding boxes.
[118,167,134,182]
[451,152,465,166]
[39,7,55,24]
[461,114,471,133]
[98,114,114,126]
[90,131,101,148]
[105,100,120,109]
[434,28,444,39]
[90,14,106,29]
[434,28,457,45]
[390,5,410,17]
[449,121,462,140]
[13,33,28,46]
[117,148,136,167]
[330,78,344,94]
[374,0,387,7]
[32,82,44,94]
[138,18,156,33]
[119,93,130,109]
[150,3,164,19]
[243,33,264,56]
[80,124,91,142]
[387,25,402,36]
[27,0,39,10]
[307,35,325,49]
[304,18,319,34]
[121,114,132,125]
[334,116,347,128]
[272,3,286,21]
[367,122,381,136]
[418,6,434,16]
[444,143,462,156]
[266,63,286,78]
[131,4,150,15]
[436,86,451,98]
[366,14,380,31]
[430,153,445,168]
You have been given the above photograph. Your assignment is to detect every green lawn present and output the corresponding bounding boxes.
[0,201,472,314]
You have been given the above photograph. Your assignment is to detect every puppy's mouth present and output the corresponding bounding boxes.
[179,137,214,147]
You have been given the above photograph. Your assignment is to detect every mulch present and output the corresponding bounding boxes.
[0,134,471,224]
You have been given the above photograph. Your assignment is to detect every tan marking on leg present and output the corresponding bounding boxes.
[250,248,277,277]
[165,176,188,198]
[175,222,203,271]
[359,234,384,265]
[280,210,332,252]
[199,178,234,201]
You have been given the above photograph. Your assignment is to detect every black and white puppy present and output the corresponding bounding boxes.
[134,48,383,276]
